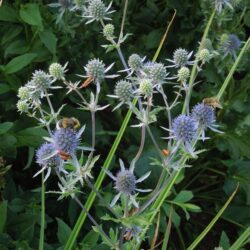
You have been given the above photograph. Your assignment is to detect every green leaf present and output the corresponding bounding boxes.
[0,201,8,233]
[15,127,48,147]
[0,5,19,22]
[4,40,29,58]
[39,30,57,55]
[4,53,37,74]
[0,84,11,95]
[56,218,72,245]
[19,3,43,30]
[0,134,17,158]
[0,122,13,134]
[173,190,193,203]
[82,230,99,247]
[219,231,230,250]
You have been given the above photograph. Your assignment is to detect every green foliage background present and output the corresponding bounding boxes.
[0,0,249,249]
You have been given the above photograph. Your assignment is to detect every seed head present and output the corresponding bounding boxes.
[103,24,114,38]
[18,86,30,100]
[139,79,153,97]
[191,103,215,129]
[36,143,60,167]
[49,63,65,79]
[173,48,189,67]
[149,63,167,82]
[115,170,136,194]
[115,80,133,103]
[177,67,190,82]
[17,100,29,113]
[128,54,143,71]
[53,128,80,155]
[85,58,105,81]
[172,115,197,143]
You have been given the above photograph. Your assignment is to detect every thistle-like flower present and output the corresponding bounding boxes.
[220,34,241,60]
[148,62,167,83]
[83,0,115,24]
[191,103,222,140]
[163,115,197,156]
[106,159,151,207]
[167,48,193,68]
[81,58,118,91]
[108,80,133,110]
[27,70,57,98]
[53,128,81,156]
[35,143,61,181]
[212,0,233,13]
[49,62,68,80]
[49,0,74,22]
[127,54,146,74]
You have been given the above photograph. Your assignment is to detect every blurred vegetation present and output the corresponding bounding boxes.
[0,0,249,249]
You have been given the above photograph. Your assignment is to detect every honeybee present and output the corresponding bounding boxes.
[162,149,170,157]
[56,117,80,130]
[203,97,222,109]
[80,76,94,88]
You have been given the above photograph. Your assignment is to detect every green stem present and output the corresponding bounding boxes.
[39,171,45,250]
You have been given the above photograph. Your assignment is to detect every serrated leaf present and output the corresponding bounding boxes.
[4,53,37,74]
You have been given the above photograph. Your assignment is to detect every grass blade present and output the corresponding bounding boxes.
[187,185,238,250]
[228,226,250,250]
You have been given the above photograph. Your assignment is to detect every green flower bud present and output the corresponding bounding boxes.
[18,86,30,100]
[139,79,153,96]
[177,67,190,82]
[103,24,114,38]
[49,63,65,79]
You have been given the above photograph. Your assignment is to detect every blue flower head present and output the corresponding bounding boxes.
[172,115,197,143]
[221,34,241,60]
[191,103,223,140]
[36,143,60,167]
[191,103,215,130]
[53,128,80,155]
